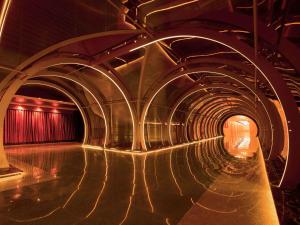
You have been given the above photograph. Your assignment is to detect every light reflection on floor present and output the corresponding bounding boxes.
[0,139,279,225]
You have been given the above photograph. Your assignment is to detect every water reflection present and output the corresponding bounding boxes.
[0,139,278,225]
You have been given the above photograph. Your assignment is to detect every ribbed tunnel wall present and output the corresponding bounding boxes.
[0,5,300,187]
[0,34,289,180]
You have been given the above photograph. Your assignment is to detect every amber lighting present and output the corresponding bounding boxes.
[62,149,88,208]
[83,136,222,155]
[143,0,199,24]
[170,149,183,196]
[85,151,108,218]
[34,74,108,148]
[0,0,11,41]
[39,63,136,151]
[143,155,154,212]
[275,21,300,30]
[17,105,24,111]
[138,43,274,154]
[186,51,236,59]
[190,197,238,214]
[24,82,88,145]
[119,154,136,225]
[223,115,258,159]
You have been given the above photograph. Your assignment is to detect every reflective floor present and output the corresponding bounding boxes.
[0,138,279,225]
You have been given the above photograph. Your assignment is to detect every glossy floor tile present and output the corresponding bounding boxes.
[0,138,279,225]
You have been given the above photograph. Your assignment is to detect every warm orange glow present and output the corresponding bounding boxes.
[119,154,136,225]
[34,74,108,148]
[275,21,300,30]
[24,82,88,145]
[223,115,258,159]
[170,149,183,196]
[219,29,250,34]
[11,207,61,223]
[62,149,87,208]
[271,100,288,159]
[85,151,108,218]
[143,155,154,212]
[185,147,238,197]
[186,51,236,59]
[0,0,11,41]
[143,0,199,24]
[169,37,195,47]
[40,63,136,150]
[83,136,222,156]
[165,218,171,225]
[17,105,24,111]
[235,0,266,9]
[191,198,237,214]
[129,36,287,184]
[140,65,274,152]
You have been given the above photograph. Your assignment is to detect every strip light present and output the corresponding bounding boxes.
[44,63,136,151]
[136,35,276,156]
[0,0,11,41]
[34,74,108,148]
[143,0,199,24]
[83,136,222,156]
[25,81,88,145]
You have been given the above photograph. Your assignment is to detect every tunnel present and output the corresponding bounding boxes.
[0,1,300,224]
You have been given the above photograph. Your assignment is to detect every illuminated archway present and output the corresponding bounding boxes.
[4,83,86,145]
[223,115,259,159]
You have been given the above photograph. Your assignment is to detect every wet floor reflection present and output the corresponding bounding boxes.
[0,139,278,225]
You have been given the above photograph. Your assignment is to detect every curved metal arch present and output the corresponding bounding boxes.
[30,73,113,147]
[199,11,300,74]
[23,80,89,145]
[182,94,236,142]
[43,58,137,150]
[166,84,269,146]
[143,66,283,158]
[158,79,273,149]
[174,93,264,144]
[181,92,265,133]
[190,96,268,143]
[190,88,272,141]
[33,73,109,148]
[182,57,267,84]
[215,107,264,140]
[10,56,137,150]
[33,70,111,122]
[145,66,277,119]
[188,93,267,144]
[0,30,141,91]
[189,99,264,142]
[219,111,262,137]
[190,100,236,140]
[133,29,300,188]
[195,100,264,139]
[0,26,298,186]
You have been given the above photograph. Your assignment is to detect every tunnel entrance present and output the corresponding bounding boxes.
[223,115,259,159]
[3,85,84,145]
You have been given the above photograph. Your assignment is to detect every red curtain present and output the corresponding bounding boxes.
[4,109,83,145]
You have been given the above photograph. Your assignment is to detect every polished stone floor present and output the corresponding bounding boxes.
[0,138,279,225]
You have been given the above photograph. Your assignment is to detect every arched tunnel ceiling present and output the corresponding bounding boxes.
[1,0,300,188]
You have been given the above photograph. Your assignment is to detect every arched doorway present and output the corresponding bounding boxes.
[4,84,85,145]
[223,115,258,159]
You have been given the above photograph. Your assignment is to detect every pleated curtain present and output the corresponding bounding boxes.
[4,109,80,144]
